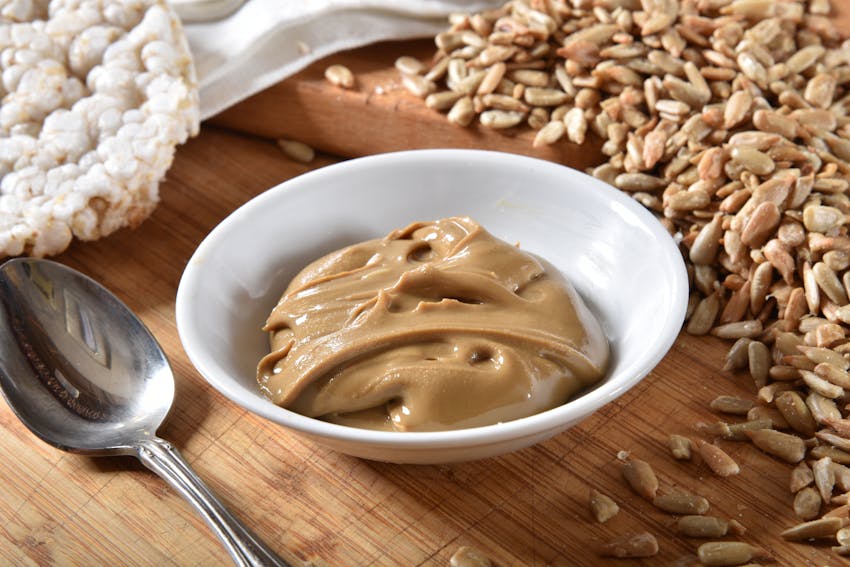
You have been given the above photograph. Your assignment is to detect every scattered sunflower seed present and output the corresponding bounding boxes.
[277,139,315,164]
[622,459,659,501]
[669,434,693,460]
[653,490,710,515]
[697,441,741,477]
[676,516,732,539]
[324,64,355,89]
[696,541,768,566]
[710,396,754,416]
[589,489,619,523]
[599,532,659,558]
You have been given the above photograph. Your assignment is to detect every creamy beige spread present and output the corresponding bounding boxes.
[257,217,609,432]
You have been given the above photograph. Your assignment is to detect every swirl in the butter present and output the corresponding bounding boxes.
[257,217,609,432]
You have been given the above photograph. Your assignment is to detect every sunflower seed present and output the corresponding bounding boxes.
[425,91,464,111]
[748,406,789,429]
[754,112,797,143]
[622,459,658,501]
[758,382,796,404]
[476,63,506,96]
[688,293,721,335]
[799,346,849,369]
[656,98,690,117]
[599,532,659,558]
[669,434,693,460]
[749,262,772,315]
[508,69,549,88]
[763,240,795,284]
[395,56,425,76]
[790,462,815,493]
[324,64,355,88]
[676,515,731,538]
[653,490,710,515]
[424,57,449,82]
[711,320,763,339]
[523,87,569,107]
[815,362,850,390]
[447,96,475,126]
[737,52,768,87]
[801,369,844,399]
[838,527,850,547]
[804,205,846,233]
[589,489,620,523]
[813,456,836,503]
[806,392,842,424]
[774,391,817,437]
[806,73,838,109]
[769,365,800,382]
[479,109,525,129]
[724,419,774,441]
[564,107,588,144]
[481,93,528,113]
[643,129,667,170]
[724,90,753,129]
[615,172,667,192]
[786,45,826,75]
[697,440,741,477]
[824,251,850,274]
[781,517,843,541]
[745,429,806,463]
[710,396,754,415]
[730,146,775,176]
[810,445,850,465]
[724,337,752,371]
[277,139,315,164]
[741,201,780,248]
[816,430,850,453]
[792,487,822,521]
[533,120,565,148]
[527,107,549,130]
[402,74,436,97]
[825,418,850,437]
[696,541,768,567]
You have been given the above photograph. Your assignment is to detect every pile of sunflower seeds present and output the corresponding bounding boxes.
[400,0,850,562]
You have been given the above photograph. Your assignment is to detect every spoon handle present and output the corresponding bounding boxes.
[135,437,290,567]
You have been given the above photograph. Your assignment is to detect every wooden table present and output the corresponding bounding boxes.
[2,9,850,567]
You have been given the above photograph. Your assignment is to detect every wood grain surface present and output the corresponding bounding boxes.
[2,5,850,567]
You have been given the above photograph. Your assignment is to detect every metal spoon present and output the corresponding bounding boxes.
[0,258,288,567]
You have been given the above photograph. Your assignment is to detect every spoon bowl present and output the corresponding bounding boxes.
[0,258,288,567]
[0,258,173,454]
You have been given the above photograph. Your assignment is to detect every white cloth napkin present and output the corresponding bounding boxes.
[183,0,505,120]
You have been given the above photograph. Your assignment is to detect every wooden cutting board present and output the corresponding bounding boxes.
[210,39,603,171]
[2,6,850,567]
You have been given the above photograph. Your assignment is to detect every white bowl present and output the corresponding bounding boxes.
[176,149,687,464]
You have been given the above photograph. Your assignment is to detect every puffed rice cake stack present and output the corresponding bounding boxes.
[0,0,200,257]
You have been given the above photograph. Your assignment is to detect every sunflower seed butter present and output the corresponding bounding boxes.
[257,217,609,432]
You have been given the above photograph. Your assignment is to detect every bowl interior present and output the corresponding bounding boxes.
[176,149,687,449]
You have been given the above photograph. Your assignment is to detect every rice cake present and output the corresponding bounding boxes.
[0,0,199,257]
